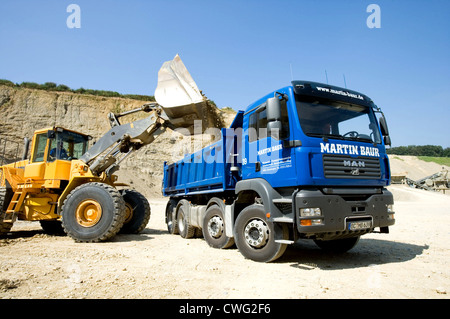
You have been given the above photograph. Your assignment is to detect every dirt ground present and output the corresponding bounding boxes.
[1,157,449,299]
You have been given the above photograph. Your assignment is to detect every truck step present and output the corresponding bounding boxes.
[272,198,292,204]
[272,216,294,223]
[275,239,295,245]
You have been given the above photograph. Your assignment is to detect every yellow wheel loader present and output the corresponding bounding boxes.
[0,55,219,242]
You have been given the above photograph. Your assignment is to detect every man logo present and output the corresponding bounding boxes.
[343,160,366,168]
[351,169,360,176]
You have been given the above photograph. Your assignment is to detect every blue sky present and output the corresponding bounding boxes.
[0,0,449,147]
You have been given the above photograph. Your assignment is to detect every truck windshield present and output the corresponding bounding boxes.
[295,95,382,144]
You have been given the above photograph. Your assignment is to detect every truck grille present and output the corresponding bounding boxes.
[323,155,381,179]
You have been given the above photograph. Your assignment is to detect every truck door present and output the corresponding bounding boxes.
[243,97,296,188]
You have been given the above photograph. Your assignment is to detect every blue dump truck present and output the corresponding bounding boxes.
[162,80,395,262]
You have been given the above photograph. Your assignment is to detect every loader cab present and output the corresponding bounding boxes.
[30,127,90,163]
[26,127,91,186]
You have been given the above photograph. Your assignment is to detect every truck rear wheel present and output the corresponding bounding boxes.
[314,236,360,253]
[119,189,151,234]
[234,204,288,262]
[61,182,126,242]
[202,205,234,249]
[176,199,195,239]
[165,199,179,234]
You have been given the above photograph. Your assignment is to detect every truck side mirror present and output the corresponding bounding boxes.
[379,116,389,136]
[379,115,391,146]
[266,97,282,139]
[266,97,281,121]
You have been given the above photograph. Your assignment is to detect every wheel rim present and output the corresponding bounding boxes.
[207,215,224,238]
[177,210,185,233]
[75,199,102,227]
[124,203,133,224]
[244,218,269,248]
[167,211,173,230]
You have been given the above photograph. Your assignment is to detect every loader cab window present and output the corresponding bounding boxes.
[48,130,89,162]
[32,133,48,163]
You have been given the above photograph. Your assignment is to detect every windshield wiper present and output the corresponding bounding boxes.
[308,133,374,144]
[307,133,345,141]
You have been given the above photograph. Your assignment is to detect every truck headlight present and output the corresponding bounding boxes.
[387,204,395,219]
[387,204,394,213]
[300,208,322,217]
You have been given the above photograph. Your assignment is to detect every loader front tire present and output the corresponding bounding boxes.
[119,189,151,234]
[61,182,126,242]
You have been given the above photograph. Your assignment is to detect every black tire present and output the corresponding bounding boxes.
[202,205,234,249]
[314,236,360,253]
[61,182,126,242]
[176,200,195,239]
[40,220,65,235]
[119,189,151,234]
[165,199,179,235]
[234,204,288,262]
[0,186,14,235]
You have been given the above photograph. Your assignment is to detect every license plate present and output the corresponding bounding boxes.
[348,220,372,231]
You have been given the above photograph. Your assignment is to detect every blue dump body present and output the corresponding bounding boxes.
[163,109,245,196]
[163,128,237,196]
[162,80,394,262]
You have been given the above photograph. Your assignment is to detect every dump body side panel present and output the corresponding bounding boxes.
[163,128,241,197]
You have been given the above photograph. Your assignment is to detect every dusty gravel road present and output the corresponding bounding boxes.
[0,185,449,299]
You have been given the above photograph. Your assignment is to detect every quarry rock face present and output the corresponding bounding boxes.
[0,85,235,198]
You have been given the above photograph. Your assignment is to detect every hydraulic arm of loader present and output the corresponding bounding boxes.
[79,54,221,177]
[79,103,173,177]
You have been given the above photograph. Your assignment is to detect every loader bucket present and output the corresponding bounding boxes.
[155,54,223,134]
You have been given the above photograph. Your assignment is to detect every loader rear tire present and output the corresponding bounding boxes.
[0,186,14,235]
[119,189,151,234]
[61,182,126,242]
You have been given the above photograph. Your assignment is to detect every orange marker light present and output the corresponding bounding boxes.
[300,219,312,226]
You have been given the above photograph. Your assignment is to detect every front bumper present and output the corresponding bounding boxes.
[294,188,395,239]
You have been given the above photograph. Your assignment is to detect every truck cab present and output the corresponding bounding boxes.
[237,81,394,241]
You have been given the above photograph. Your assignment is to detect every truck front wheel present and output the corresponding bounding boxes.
[202,205,234,249]
[234,204,288,262]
